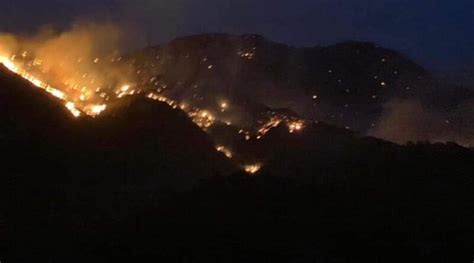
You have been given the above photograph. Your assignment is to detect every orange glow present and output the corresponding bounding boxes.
[244,164,262,174]
[216,145,233,159]
[0,56,81,117]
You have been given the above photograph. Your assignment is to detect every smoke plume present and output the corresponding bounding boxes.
[369,99,474,147]
[0,23,134,107]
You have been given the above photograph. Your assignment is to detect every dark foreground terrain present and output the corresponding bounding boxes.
[0,64,473,262]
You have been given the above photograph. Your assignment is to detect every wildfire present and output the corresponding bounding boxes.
[1,49,307,135]
[257,115,306,137]
[0,41,307,176]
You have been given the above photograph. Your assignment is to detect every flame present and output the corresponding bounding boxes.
[220,101,228,112]
[65,102,82,117]
[216,145,233,159]
[257,117,282,137]
[85,104,107,116]
[288,120,304,133]
[0,55,81,117]
[0,56,18,73]
[257,116,305,137]
[244,164,262,174]
[0,50,126,118]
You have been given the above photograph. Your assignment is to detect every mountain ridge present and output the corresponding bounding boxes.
[127,34,446,131]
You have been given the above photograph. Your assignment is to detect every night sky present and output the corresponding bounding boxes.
[1,0,473,71]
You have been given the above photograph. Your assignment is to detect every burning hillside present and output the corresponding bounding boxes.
[0,26,306,130]
[0,26,311,172]
[1,25,472,154]
[0,24,131,115]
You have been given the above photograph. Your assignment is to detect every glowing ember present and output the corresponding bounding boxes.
[121,84,130,92]
[244,164,262,174]
[116,84,138,98]
[190,110,215,128]
[216,145,233,159]
[238,51,255,60]
[65,102,82,117]
[288,120,304,133]
[85,104,107,116]
[220,101,228,112]
[257,115,305,136]
[147,92,216,129]
[257,117,282,136]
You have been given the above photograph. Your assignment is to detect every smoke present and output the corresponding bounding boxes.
[369,99,474,147]
[0,22,134,106]
[0,34,18,56]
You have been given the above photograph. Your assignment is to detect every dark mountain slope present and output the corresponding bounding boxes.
[0,65,76,140]
[128,34,431,131]
[0,65,234,189]
[0,66,235,261]
[118,124,474,262]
